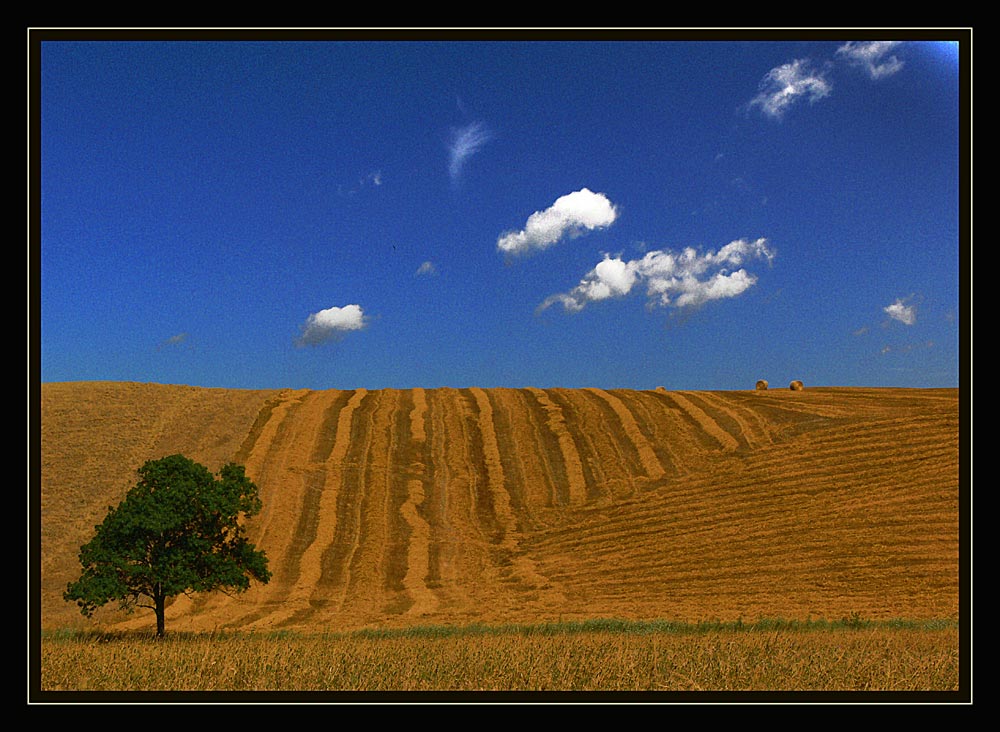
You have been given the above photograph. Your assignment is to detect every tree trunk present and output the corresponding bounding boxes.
[154,586,166,637]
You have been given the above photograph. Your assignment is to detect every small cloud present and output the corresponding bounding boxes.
[880,340,934,356]
[747,58,832,120]
[498,188,619,257]
[853,326,870,336]
[337,170,383,197]
[448,121,492,182]
[415,261,437,277]
[296,304,368,346]
[158,332,189,350]
[836,41,905,79]
[884,298,917,326]
[539,237,775,314]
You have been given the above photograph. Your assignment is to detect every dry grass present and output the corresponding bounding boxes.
[39,622,959,693]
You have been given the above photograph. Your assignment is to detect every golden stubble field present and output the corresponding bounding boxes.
[38,381,960,637]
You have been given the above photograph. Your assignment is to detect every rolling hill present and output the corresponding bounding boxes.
[38,382,960,634]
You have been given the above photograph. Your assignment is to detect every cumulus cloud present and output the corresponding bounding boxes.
[836,41,904,79]
[539,237,775,314]
[884,298,916,325]
[748,58,832,120]
[415,261,437,276]
[296,304,368,346]
[497,188,619,257]
[448,121,492,182]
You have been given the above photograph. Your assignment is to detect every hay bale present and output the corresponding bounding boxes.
[655,385,667,393]
[755,380,768,391]
[789,380,804,391]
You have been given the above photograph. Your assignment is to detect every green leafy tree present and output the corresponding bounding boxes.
[64,454,271,636]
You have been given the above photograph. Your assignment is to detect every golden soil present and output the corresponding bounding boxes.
[38,382,960,634]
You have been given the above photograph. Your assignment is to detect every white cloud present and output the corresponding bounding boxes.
[497,188,619,257]
[415,261,437,276]
[836,41,904,79]
[884,298,916,325]
[296,304,368,346]
[539,237,775,313]
[448,121,492,182]
[748,59,832,120]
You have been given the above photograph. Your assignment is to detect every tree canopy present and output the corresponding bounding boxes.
[64,454,271,636]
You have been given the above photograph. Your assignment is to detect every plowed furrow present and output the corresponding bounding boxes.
[310,389,379,614]
[527,432,957,560]
[541,523,959,588]
[424,388,490,615]
[232,393,285,466]
[616,391,689,478]
[309,390,356,463]
[216,391,353,629]
[424,390,458,604]
[530,487,958,619]
[694,390,774,449]
[180,389,327,629]
[241,388,366,629]
[674,391,747,451]
[741,435,957,487]
[399,388,439,617]
[607,390,678,479]
[589,388,666,482]
[470,387,552,593]
[374,390,415,617]
[482,389,533,528]
[568,390,640,498]
[545,389,614,502]
[517,388,571,507]
[795,415,958,453]
[532,493,957,569]
[470,387,514,540]
[337,389,400,623]
[525,388,588,506]
[730,440,957,492]
[459,389,501,542]
[650,390,736,457]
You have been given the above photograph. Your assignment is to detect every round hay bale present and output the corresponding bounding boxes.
[655,385,667,393]
[789,380,804,391]
[755,380,768,391]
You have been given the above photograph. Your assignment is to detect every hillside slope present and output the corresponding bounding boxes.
[38,382,960,633]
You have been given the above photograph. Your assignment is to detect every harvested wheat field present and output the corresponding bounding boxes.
[39,382,960,636]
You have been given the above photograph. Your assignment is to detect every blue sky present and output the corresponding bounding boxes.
[36,32,966,391]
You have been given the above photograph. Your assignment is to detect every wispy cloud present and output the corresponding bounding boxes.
[497,188,619,257]
[448,121,492,182]
[884,297,917,325]
[337,170,383,197]
[747,59,832,120]
[415,261,437,277]
[539,237,775,313]
[836,41,905,79]
[157,332,189,350]
[296,304,368,346]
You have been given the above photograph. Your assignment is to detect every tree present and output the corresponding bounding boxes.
[64,454,271,637]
